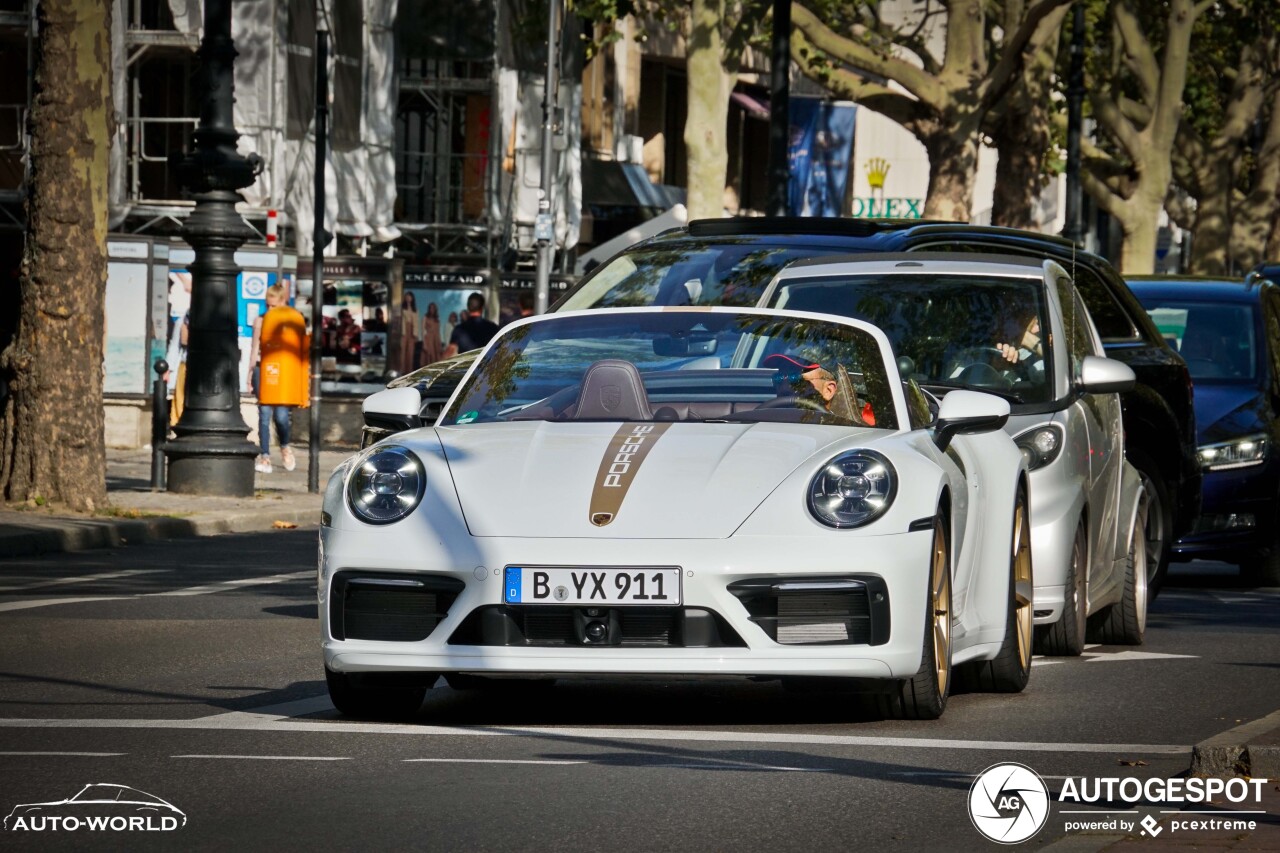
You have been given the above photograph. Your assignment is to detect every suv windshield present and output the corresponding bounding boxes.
[767,273,1054,405]
[1143,300,1257,382]
[442,310,898,429]
[560,240,853,311]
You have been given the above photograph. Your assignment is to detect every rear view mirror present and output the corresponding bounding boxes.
[653,331,718,357]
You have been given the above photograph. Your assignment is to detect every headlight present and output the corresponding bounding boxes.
[1197,434,1268,471]
[808,450,896,528]
[1014,424,1064,472]
[346,445,426,524]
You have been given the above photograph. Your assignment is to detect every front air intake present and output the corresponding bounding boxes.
[728,576,891,646]
[330,572,464,642]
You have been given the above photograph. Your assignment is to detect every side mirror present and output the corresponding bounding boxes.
[1078,355,1136,394]
[362,387,424,434]
[933,389,1010,452]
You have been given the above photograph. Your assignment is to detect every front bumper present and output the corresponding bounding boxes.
[319,526,934,680]
[1171,462,1277,561]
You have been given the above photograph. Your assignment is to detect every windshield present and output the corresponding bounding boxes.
[1142,300,1257,382]
[442,310,898,429]
[767,273,1054,405]
[560,240,854,311]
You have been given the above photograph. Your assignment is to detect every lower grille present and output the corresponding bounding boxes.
[330,572,464,642]
[728,576,890,646]
[449,606,745,648]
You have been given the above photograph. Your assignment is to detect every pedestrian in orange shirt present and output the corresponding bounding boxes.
[248,283,309,474]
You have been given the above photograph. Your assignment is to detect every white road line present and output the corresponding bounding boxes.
[0,751,126,756]
[0,596,131,613]
[152,570,312,597]
[0,569,162,594]
[405,758,586,766]
[0,715,1191,754]
[0,571,315,612]
[197,696,335,725]
[173,754,350,761]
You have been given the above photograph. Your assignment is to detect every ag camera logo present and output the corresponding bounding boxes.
[969,762,1050,844]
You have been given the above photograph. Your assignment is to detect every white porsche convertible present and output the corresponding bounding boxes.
[320,307,1032,720]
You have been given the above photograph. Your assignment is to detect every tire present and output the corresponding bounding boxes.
[881,514,952,720]
[1034,520,1087,656]
[325,667,426,720]
[1127,449,1172,600]
[960,485,1033,692]
[1088,499,1148,645]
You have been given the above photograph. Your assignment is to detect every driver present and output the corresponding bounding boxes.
[764,354,876,425]
[997,311,1044,371]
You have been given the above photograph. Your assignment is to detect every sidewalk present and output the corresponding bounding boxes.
[0,446,353,559]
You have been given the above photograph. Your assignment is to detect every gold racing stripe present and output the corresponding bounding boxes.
[588,422,673,526]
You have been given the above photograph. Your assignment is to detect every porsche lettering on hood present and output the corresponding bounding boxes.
[437,421,861,538]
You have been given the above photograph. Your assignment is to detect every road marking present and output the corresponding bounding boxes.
[152,570,312,597]
[0,596,130,613]
[405,758,586,766]
[173,754,349,761]
[197,696,334,725]
[0,715,1191,754]
[1031,658,1061,667]
[0,751,126,757]
[0,569,162,593]
[1082,650,1197,663]
[0,571,314,612]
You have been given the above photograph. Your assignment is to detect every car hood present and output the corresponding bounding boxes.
[1194,384,1270,444]
[436,421,870,538]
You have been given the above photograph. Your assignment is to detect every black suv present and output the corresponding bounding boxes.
[374,219,1200,593]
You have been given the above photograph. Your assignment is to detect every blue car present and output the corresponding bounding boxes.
[1128,275,1280,585]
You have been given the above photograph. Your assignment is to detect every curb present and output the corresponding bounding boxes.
[1190,708,1280,777]
[0,506,318,559]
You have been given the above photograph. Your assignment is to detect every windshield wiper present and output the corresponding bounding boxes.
[921,381,1024,404]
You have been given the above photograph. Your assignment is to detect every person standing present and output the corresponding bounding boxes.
[421,302,443,365]
[248,283,309,474]
[443,291,499,357]
[400,291,419,371]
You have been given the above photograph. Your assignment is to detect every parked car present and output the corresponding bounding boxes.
[369,219,1200,598]
[328,307,1032,720]
[1127,275,1280,585]
[764,254,1148,654]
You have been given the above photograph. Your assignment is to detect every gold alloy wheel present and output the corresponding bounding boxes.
[932,521,951,698]
[1012,499,1034,671]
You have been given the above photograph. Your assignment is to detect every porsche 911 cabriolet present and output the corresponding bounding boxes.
[320,307,1032,720]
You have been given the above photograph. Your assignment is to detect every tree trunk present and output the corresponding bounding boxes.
[0,0,111,511]
[921,118,981,222]
[1187,160,1232,275]
[684,0,733,220]
[1117,191,1164,275]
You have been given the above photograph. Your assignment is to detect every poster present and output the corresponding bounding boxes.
[104,259,150,394]
[788,99,857,217]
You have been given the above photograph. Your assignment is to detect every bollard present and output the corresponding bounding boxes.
[151,359,170,490]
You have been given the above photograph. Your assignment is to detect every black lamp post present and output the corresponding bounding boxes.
[1062,2,1086,247]
[164,0,260,495]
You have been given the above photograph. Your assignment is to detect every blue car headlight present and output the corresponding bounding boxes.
[1014,424,1064,471]
[808,450,896,528]
[1197,434,1268,471]
[346,445,426,524]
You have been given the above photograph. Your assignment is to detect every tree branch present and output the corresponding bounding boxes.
[1112,1,1158,106]
[790,28,929,128]
[790,1,944,107]
[1090,87,1143,159]
[977,0,1072,112]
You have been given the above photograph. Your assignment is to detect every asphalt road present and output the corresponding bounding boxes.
[0,531,1277,851]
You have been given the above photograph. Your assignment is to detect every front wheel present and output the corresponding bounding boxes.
[325,667,426,720]
[960,485,1033,692]
[882,513,952,720]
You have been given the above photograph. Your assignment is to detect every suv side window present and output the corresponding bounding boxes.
[1072,267,1139,342]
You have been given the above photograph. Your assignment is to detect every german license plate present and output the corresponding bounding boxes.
[503,567,682,606]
